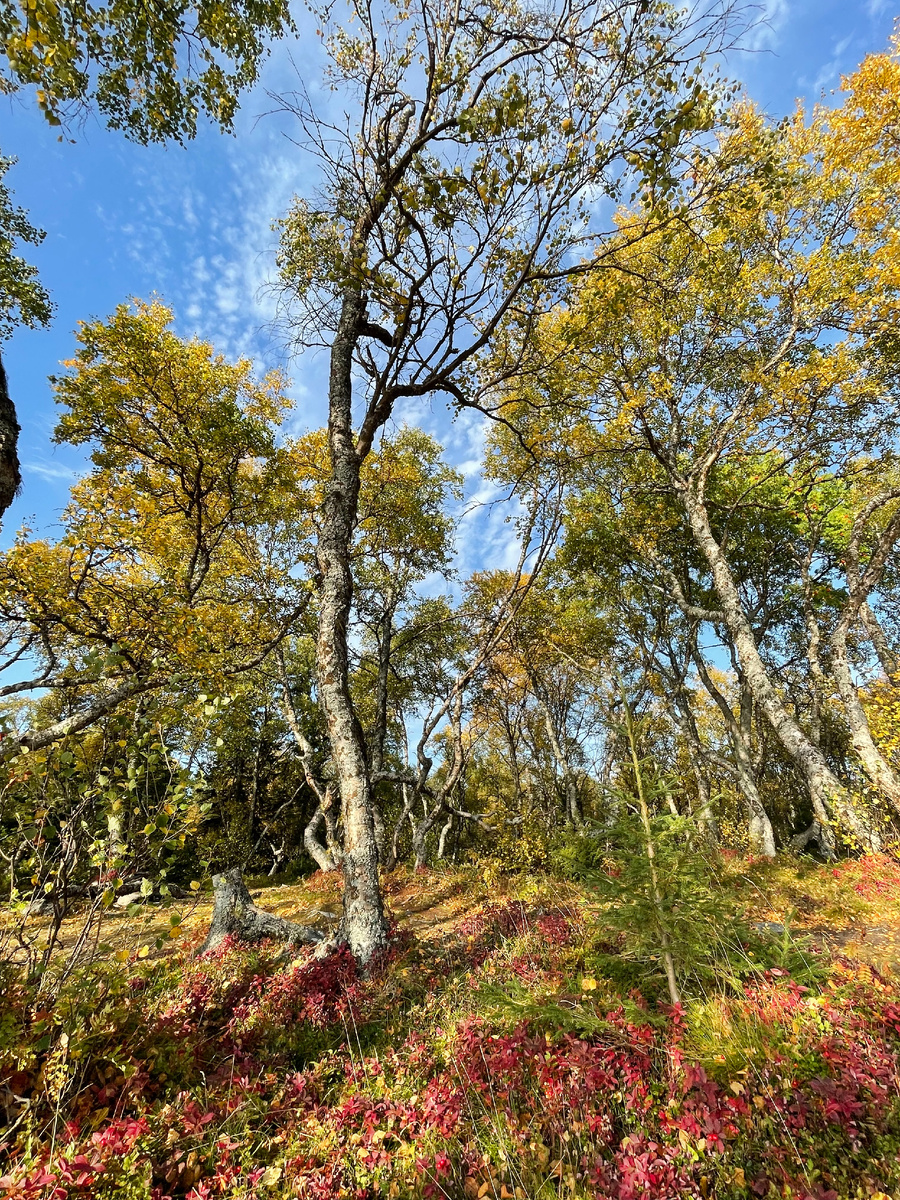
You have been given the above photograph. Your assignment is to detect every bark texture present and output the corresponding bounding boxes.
[303,804,336,873]
[20,677,159,751]
[199,868,323,954]
[828,493,900,815]
[0,351,21,520]
[830,623,900,815]
[860,602,899,683]
[276,654,339,873]
[317,293,389,965]
[683,489,879,852]
[693,653,775,857]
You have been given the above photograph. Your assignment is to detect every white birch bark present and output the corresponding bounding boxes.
[692,653,775,857]
[316,292,389,965]
[682,487,879,852]
[828,491,900,815]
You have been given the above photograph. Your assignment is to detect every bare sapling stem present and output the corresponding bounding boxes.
[620,689,681,1008]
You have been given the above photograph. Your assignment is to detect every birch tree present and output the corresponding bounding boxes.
[276,0,733,963]
[485,55,900,851]
[0,302,309,747]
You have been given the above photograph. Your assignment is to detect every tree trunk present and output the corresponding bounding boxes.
[304,805,337,873]
[791,820,832,856]
[533,687,583,829]
[860,602,899,684]
[384,782,416,871]
[276,649,339,871]
[106,803,127,864]
[372,799,387,861]
[745,795,777,858]
[368,609,392,864]
[411,795,452,870]
[671,697,718,843]
[830,622,900,815]
[693,770,717,843]
[437,815,453,860]
[199,868,323,954]
[267,838,288,875]
[736,681,777,858]
[800,549,829,745]
[410,694,469,870]
[370,604,394,777]
[317,292,389,966]
[683,488,879,852]
[0,351,21,522]
[692,652,775,857]
[503,715,525,807]
[412,809,434,870]
[746,807,777,860]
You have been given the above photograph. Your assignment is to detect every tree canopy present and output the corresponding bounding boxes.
[0,0,291,141]
[3,13,900,985]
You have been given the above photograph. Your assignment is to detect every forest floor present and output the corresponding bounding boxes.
[2,854,900,1199]
[6,851,900,973]
[1,865,500,967]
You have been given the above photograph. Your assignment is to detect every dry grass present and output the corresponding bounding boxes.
[0,864,499,969]
[3,853,900,976]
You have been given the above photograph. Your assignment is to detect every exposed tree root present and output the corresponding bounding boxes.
[199,868,324,954]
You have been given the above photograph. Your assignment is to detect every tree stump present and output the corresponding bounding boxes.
[199,868,324,954]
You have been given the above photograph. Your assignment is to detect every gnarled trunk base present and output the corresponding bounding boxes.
[790,820,835,860]
[748,807,776,859]
[200,868,323,954]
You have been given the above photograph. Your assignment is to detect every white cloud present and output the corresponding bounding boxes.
[743,0,790,52]
[803,32,865,98]
[24,460,81,483]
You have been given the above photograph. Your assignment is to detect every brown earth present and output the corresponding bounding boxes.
[3,859,899,975]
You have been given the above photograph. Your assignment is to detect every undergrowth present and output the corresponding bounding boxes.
[0,859,899,1200]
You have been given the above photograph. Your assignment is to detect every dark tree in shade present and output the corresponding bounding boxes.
[0,155,52,523]
[0,355,21,517]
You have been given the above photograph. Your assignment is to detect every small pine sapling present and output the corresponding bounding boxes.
[557,693,750,1005]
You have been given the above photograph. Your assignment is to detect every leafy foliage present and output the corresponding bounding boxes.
[0,0,291,141]
[6,22,900,1200]
[1,862,900,1199]
[0,155,52,341]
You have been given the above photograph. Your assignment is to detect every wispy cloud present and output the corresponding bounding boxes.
[744,0,790,53]
[24,461,81,483]
[801,32,863,98]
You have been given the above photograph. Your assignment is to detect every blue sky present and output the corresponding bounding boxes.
[0,0,896,571]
